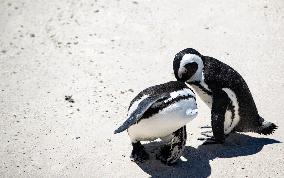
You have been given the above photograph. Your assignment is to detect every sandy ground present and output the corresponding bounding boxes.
[0,0,284,177]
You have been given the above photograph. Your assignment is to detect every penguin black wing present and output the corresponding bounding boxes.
[114,94,168,134]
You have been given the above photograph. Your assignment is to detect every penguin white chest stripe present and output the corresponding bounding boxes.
[168,88,195,101]
[155,88,195,106]
[222,88,240,134]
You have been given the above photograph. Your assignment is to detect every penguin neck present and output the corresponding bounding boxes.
[188,72,212,95]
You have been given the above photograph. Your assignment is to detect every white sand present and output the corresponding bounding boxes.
[0,0,284,177]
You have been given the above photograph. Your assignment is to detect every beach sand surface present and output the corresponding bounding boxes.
[0,0,284,177]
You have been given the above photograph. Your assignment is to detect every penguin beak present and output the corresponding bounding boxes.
[174,70,186,82]
[177,76,187,82]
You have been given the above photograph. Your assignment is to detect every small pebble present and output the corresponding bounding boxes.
[65,95,75,103]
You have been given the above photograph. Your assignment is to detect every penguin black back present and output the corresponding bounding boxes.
[129,81,192,109]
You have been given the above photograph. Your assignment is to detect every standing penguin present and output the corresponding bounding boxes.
[173,48,277,144]
[114,81,198,165]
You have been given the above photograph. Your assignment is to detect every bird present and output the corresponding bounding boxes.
[173,48,277,144]
[114,81,198,165]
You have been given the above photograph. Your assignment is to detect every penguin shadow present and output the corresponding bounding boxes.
[136,133,280,178]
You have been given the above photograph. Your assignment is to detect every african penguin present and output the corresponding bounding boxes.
[114,81,198,165]
[173,48,278,144]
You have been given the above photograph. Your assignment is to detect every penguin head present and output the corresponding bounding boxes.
[173,48,204,83]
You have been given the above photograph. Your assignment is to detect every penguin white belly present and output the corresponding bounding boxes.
[128,99,198,142]
[222,88,240,134]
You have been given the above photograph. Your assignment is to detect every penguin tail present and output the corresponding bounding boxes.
[257,121,278,135]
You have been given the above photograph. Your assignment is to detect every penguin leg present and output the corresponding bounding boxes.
[204,90,230,144]
[130,141,149,163]
[157,126,187,165]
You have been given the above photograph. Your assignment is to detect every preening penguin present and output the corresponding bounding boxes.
[173,48,278,144]
[114,81,198,165]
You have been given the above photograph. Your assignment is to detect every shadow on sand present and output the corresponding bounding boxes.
[135,133,280,178]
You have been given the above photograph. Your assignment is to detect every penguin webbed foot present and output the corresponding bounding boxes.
[199,129,227,144]
[130,142,149,163]
[202,136,225,145]
[200,125,212,129]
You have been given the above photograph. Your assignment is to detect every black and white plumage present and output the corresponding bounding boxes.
[114,81,198,165]
[173,48,278,144]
